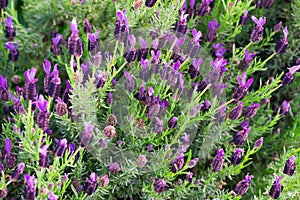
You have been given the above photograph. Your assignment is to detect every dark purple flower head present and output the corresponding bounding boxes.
[146,144,153,152]
[244,50,256,64]
[5,138,12,154]
[191,28,202,43]
[24,67,38,83]
[212,148,224,172]
[243,103,260,118]
[10,163,25,181]
[5,16,13,28]
[35,95,48,112]
[231,148,244,165]
[52,34,62,46]
[280,100,291,115]
[186,172,193,182]
[254,137,263,148]
[109,162,121,174]
[153,178,168,193]
[269,176,283,199]
[87,30,99,43]
[238,73,254,88]
[70,18,79,36]
[84,18,92,33]
[140,59,150,70]
[170,153,184,172]
[4,41,18,51]
[168,116,178,129]
[275,26,289,54]
[251,16,266,27]
[274,21,282,32]
[234,173,253,196]
[232,126,251,145]
[283,155,296,176]
[138,37,148,49]
[84,172,98,195]
[54,138,68,157]
[281,65,300,85]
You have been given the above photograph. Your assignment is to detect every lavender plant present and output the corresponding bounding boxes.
[0,0,299,199]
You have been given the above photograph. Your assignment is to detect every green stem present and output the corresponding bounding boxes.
[238,42,253,57]
[113,40,119,62]
[261,52,276,66]
[113,61,127,77]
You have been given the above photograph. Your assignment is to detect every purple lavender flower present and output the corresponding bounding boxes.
[275,26,289,54]
[4,138,16,169]
[186,172,193,182]
[196,0,213,16]
[136,155,147,167]
[48,65,61,98]
[5,16,15,41]
[124,71,135,93]
[146,96,161,119]
[87,30,99,54]
[153,178,168,193]
[239,10,249,26]
[234,173,254,196]
[0,187,7,199]
[212,149,224,172]
[151,50,161,74]
[10,163,25,181]
[231,148,244,165]
[243,103,260,118]
[188,158,199,168]
[124,34,137,62]
[189,58,202,79]
[281,65,300,85]
[274,21,282,32]
[68,18,83,57]
[137,37,149,61]
[39,145,49,168]
[79,122,94,147]
[5,42,19,62]
[232,126,251,146]
[174,12,189,38]
[170,153,184,172]
[283,155,296,176]
[84,18,92,33]
[24,174,37,200]
[24,67,38,101]
[145,0,157,7]
[232,73,254,103]
[84,173,98,195]
[211,42,226,58]
[269,176,283,199]
[187,29,202,58]
[146,144,153,152]
[0,0,8,8]
[254,137,263,148]
[170,36,186,63]
[250,16,266,42]
[109,162,121,174]
[55,97,68,116]
[51,33,63,56]
[0,74,9,101]
[279,100,291,115]
[54,138,68,157]
[114,10,129,43]
[229,102,243,120]
[238,50,256,71]
[99,175,110,187]
[201,99,211,112]
[207,19,220,42]
[35,95,50,132]
[168,116,178,129]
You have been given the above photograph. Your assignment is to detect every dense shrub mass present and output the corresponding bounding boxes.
[0,0,299,199]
